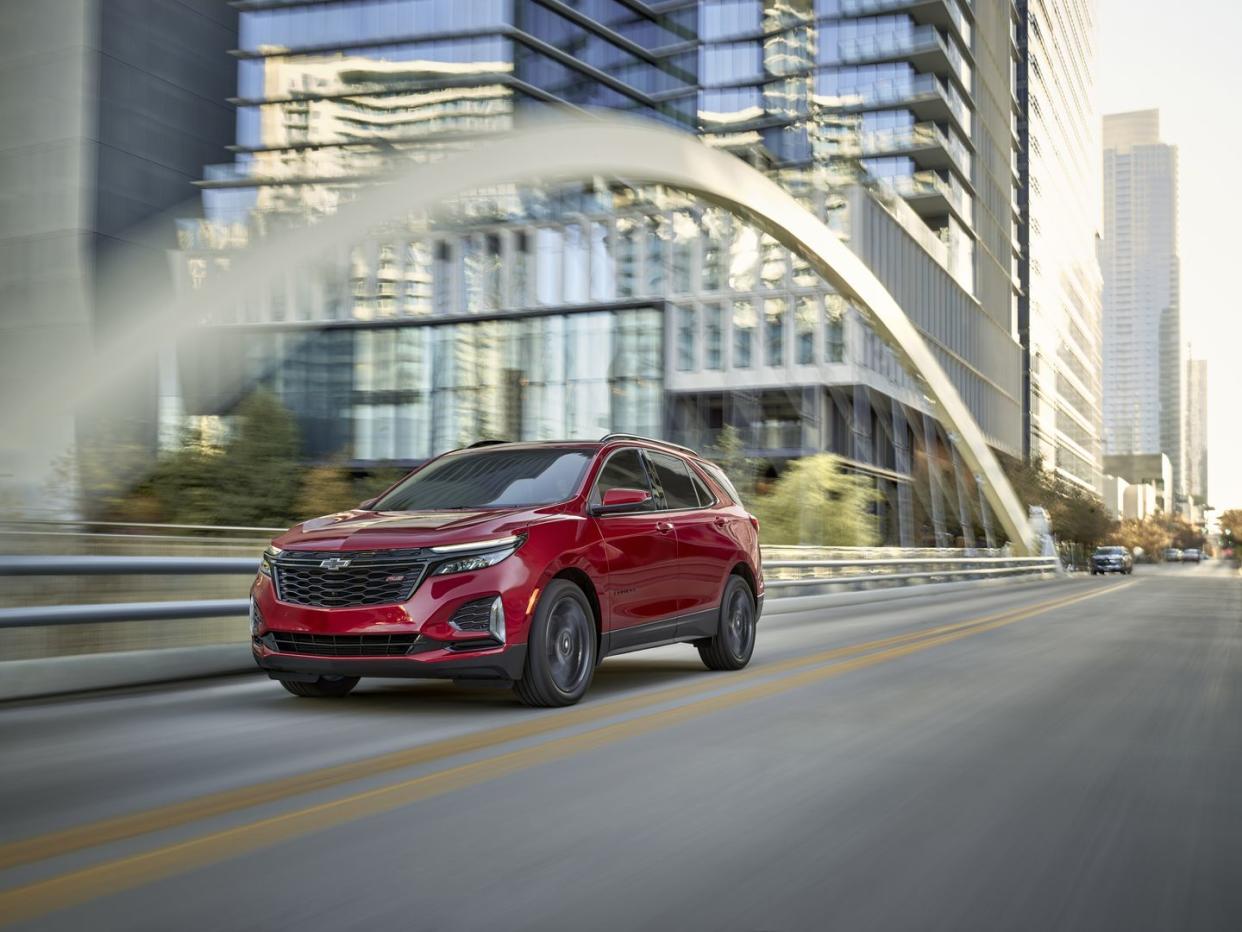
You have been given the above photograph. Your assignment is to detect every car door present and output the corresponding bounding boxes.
[643,450,737,634]
[589,447,681,649]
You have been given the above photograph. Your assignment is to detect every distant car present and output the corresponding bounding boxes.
[1091,546,1133,575]
[1182,548,1202,563]
[1163,548,1183,563]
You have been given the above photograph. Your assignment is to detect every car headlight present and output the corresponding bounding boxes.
[431,535,523,576]
[259,545,282,577]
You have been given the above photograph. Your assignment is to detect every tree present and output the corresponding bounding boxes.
[213,391,303,526]
[1219,509,1242,557]
[998,453,1116,550]
[294,466,358,520]
[704,425,766,505]
[1110,518,1171,562]
[750,454,877,546]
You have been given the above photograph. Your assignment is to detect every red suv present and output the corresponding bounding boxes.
[251,435,764,706]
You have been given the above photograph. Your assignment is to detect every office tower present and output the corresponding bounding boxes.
[0,0,238,512]
[1101,108,1185,510]
[1015,0,1102,490]
[173,0,1028,546]
[1186,356,1207,507]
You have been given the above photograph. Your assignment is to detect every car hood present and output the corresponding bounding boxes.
[272,506,558,551]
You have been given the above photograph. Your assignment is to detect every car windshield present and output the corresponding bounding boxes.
[1097,547,1126,554]
[373,448,594,511]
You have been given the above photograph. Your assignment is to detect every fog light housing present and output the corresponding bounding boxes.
[249,598,264,637]
[449,596,505,644]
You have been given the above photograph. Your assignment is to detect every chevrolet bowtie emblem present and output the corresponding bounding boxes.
[319,557,352,570]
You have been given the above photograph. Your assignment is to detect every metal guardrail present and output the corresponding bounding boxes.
[0,549,1061,629]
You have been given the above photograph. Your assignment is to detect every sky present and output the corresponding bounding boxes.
[1096,0,1240,512]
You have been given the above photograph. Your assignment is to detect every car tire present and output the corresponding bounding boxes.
[279,676,359,698]
[698,575,757,672]
[513,580,597,708]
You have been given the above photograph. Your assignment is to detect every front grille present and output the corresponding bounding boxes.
[450,597,496,632]
[273,549,429,608]
[269,632,421,657]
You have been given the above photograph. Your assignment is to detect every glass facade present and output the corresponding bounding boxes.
[1016,0,1102,491]
[170,0,1034,546]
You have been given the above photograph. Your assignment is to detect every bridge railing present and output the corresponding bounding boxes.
[0,530,1061,630]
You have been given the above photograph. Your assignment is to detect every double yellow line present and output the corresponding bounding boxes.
[0,579,1130,925]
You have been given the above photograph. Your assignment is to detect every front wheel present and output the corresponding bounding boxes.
[279,676,359,698]
[514,580,597,707]
[698,576,756,672]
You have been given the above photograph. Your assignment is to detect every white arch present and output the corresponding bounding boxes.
[25,115,1036,552]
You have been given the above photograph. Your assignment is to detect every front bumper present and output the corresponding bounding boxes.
[253,639,527,682]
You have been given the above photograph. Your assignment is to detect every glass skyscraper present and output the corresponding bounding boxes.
[1101,109,1185,510]
[172,0,1038,546]
[1016,0,1103,491]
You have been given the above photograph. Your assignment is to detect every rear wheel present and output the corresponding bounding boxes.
[698,576,756,671]
[513,580,597,708]
[279,676,359,698]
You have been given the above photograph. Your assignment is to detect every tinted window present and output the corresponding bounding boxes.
[686,464,715,506]
[646,451,700,510]
[593,448,653,505]
[374,448,592,510]
[701,461,741,505]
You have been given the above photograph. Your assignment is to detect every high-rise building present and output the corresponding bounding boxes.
[1015,0,1102,491]
[1186,356,1208,507]
[1101,109,1185,509]
[172,0,1028,546]
[0,0,238,512]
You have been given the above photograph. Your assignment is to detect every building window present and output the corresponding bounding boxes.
[825,294,846,362]
[644,216,666,295]
[764,297,786,367]
[733,299,755,368]
[729,226,758,292]
[704,302,724,370]
[564,223,588,304]
[795,295,816,364]
[671,211,696,294]
[760,234,786,289]
[509,230,530,307]
[615,217,638,298]
[535,227,563,305]
[701,210,727,292]
[589,221,614,301]
[676,304,696,371]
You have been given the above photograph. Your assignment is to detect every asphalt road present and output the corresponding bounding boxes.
[1,562,1239,931]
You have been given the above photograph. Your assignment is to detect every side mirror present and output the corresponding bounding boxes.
[591,488,652,516]
[358,498,378,510]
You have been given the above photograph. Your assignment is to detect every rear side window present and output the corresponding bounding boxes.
[646,451,700,510]
[593,448,654,506]
[700,461,741,505]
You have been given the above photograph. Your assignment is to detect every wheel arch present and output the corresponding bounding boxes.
[551,567,603,647]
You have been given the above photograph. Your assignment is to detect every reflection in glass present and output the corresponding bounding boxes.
[676,304,697,371]
[795,295,817,364]
[764,297,786,367]
[704,302,724,370]
[733,299,755,368]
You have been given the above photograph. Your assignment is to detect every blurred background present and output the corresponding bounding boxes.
[0,0,1233,657]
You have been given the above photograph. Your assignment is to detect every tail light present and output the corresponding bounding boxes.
[748,514,760,531]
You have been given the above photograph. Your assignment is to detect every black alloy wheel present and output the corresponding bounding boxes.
[514,579,597,707]
[698,575,756,671]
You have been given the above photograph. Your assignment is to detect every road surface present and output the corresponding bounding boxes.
[1,562,1239,931]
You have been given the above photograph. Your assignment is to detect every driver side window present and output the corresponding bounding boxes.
[592,448,654,508]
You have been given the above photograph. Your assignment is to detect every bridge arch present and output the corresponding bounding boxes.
[180,115,1036,553]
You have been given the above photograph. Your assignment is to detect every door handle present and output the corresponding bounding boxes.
[656,521,674,533]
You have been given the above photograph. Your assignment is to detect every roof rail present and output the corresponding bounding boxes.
[599,433,700,457]
[466,439,510,448]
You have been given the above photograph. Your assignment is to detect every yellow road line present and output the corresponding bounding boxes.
[0,580,1130,926]
[0,582,1103,874]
